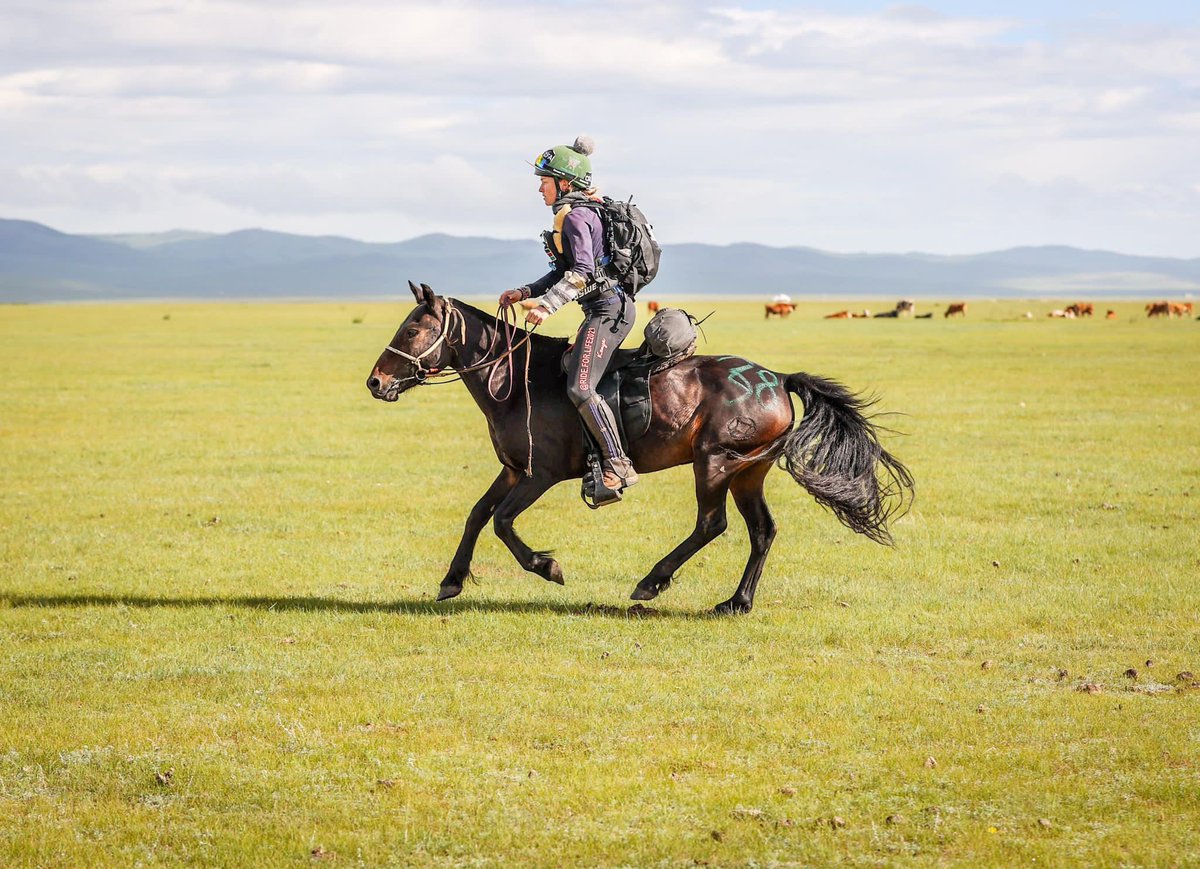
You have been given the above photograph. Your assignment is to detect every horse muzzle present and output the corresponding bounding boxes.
[366,371,403,401]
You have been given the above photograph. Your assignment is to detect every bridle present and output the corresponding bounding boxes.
[382,302,466,383]
[381,298,539,474]
[383,299,537,390]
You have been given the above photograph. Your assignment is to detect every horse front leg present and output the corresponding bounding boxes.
[437,467,521,601]
[713,463,776,615]
[631,457,732,602]
[492,472,565,587]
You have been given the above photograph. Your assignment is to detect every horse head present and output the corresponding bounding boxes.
[366,281,455,401]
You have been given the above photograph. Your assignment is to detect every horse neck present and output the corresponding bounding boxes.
[446,300,540,413]
[447,300,517,367]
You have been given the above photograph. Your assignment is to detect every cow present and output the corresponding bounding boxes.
[1146,301,1171,318]
[1105,310,1117,319]
[1169,302,1193,318]
[646,300,660,314]
[1065,302,1094,318]
[1048,309,1076,318]
[875,299,915,318]
[765,302,796,319]
[944,302,967,318]
[824,310,851,319]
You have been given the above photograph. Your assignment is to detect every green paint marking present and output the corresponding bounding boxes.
[718,358,781,407]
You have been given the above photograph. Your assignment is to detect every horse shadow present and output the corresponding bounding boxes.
[0,592,705,620]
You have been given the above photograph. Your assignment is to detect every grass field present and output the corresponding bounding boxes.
[1,297,1197,867]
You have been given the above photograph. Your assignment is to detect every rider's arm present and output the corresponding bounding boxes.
[520,265,562,299]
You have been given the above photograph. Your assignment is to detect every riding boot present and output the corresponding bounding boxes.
[579,394,639,490]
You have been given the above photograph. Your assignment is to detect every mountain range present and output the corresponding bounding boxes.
[2,217,1197,303]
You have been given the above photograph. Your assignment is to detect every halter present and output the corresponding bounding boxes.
[381,297,539,475]
[383,299,535,389]
[383,302,467,382]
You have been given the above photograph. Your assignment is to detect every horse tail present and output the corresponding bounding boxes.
[777,372,914,545]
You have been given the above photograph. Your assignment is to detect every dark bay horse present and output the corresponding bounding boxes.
[366,283,912,614]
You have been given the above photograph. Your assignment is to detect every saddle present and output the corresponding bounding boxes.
[566,341,695,508]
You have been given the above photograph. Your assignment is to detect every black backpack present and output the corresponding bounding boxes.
[573,197,662,296]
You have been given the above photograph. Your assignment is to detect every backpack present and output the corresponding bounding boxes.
[572,197,662,296]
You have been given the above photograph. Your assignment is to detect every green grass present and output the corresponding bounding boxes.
[1,298,1197,867]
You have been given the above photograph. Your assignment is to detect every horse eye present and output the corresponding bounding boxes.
[406,327,419,339]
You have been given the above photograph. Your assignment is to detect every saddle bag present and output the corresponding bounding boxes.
[643,307,698,360]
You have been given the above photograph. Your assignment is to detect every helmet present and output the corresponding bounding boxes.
[531,135,594,190]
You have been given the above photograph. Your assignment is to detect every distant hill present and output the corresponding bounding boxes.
[1,217,1197,302]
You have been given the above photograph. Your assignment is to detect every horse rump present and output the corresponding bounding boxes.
[774,372,913,544]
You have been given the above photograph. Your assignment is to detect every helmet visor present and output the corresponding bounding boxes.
[532,149,556,176]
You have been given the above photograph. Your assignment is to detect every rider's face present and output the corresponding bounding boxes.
[538,175,559,206]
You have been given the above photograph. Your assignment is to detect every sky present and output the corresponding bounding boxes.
[2,1,1198,256]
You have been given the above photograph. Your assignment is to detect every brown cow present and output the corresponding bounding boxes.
[765,302,796,319]
[824,310,850,319]
[944,302,967,318]
[1146,301,1170,318]
[646,300,660,314]
[1065,302,1094,317]
[1169,302,1194,318]
[1105,310,1117,319]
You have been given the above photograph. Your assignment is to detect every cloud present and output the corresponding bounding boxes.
[1,1,1198,255]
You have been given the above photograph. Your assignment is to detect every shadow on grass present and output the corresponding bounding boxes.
[0,593,708,620]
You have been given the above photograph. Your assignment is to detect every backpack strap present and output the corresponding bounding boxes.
[550,203,573,255]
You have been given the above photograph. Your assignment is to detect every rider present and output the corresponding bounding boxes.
[498,135,638,494]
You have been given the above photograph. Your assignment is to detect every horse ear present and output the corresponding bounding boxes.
[419,283,437,308]
[407,280,423,302]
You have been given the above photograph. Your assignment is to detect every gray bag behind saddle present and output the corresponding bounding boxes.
[643,307,698,360]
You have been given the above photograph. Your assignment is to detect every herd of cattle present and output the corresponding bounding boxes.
[642,299,1196,320]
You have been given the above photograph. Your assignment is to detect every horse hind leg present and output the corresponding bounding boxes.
[492,472,565,588]
[713,463,776,615]
[631,457,732,602]
[437,467,520,601]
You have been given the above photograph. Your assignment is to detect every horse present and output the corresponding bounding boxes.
[764,302,796,319]
[944,302,967,318]
[366,282,913,614]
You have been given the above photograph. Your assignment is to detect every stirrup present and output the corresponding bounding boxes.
[581,455,623,510]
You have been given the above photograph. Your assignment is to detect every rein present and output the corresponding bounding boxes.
[384,299,538,475]
[384,300,536,387]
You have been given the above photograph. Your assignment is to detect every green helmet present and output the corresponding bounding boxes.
[531,135,594,189]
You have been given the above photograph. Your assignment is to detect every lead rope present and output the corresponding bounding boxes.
[492,304,537,477]
[523,327,534,477]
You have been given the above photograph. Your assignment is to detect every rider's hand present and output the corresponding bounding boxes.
[498,289,524,308]
[525,306,550,326]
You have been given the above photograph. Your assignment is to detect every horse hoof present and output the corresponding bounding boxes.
[539,559,565,586]
[631,578,669,601]
[712,598,752,615]
[436,584,463,602]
